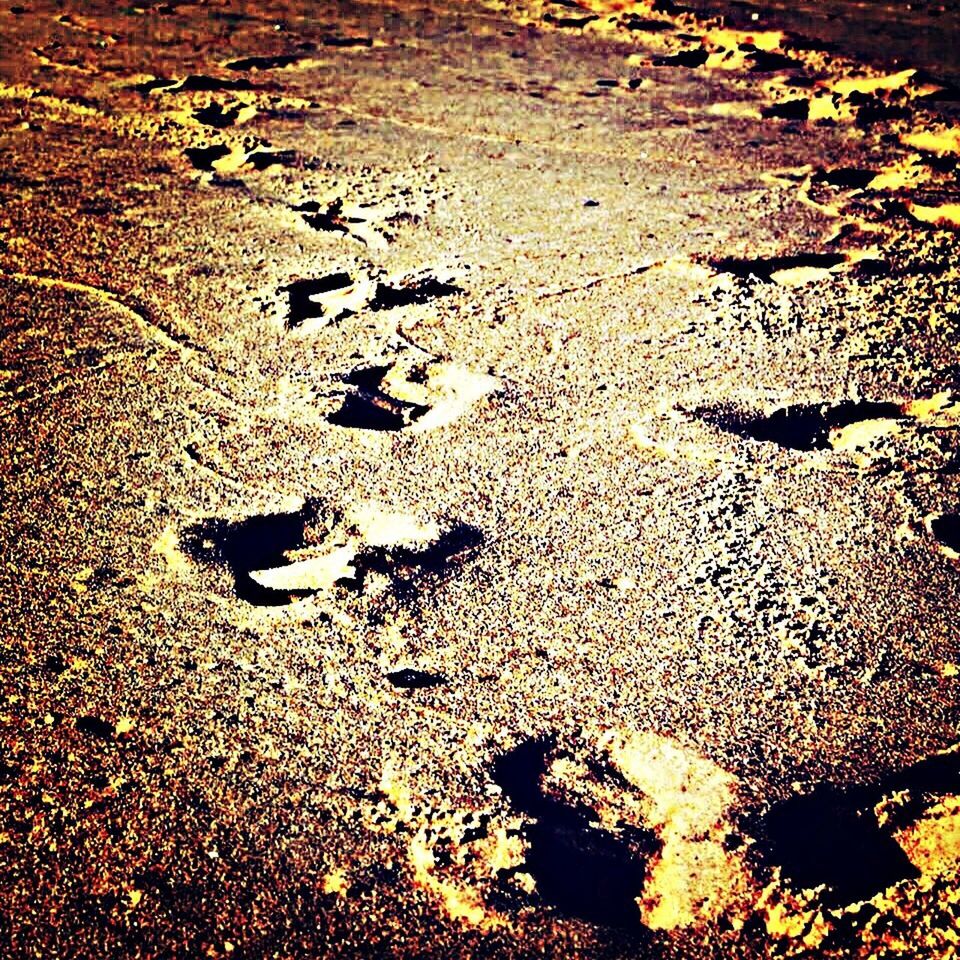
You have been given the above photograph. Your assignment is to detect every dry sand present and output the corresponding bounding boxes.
[1,1,960,957]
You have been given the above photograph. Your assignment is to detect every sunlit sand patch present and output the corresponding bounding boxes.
[895,796,960,878]
[907,201,960,230]
[827,417,901,452]
[600,730,754,930]
[756,880,829,951]
[346,504,440,548]
[629,421,727,467]
[867,155,929,192]
[249,545,357,594]
[762,67,940,125]
[902,391,960,426]
[151,524,193,576]
[831,69,931,99]
[321,867,350,897]
[902,127,960,156]
[371,763,519,930]
[380,361,500,433]
[701,28,789,72]
[705,100,763,120]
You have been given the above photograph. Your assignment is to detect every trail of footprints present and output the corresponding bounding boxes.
[25,3,960,950]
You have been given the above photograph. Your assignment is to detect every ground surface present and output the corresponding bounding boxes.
[1,1,960,957]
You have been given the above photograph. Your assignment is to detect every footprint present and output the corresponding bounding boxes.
[811,167,879,190]
[491,736,656,929]
[182,501,483,606]
[283,272,373,329]
[702,392,959,456]
[707,251,879,286]
[281,271,464,330]
[757,746,960,910]
[135,74,254,95]
[293,198,388,249]
[652,48,709,68]
[492,730,753,931]
[225,54,306,71]
[329,358,499,433]
[760,785,920,909]
[184,141,295,173]
[190,102,258,129]
[180,498,333,605]
[700,400,905,452]
[368,277,464,311]
[321,35,375,49]
[386,668,447,689]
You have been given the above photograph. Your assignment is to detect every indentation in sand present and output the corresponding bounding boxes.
[600,730,753,930]
[183,500,483,605]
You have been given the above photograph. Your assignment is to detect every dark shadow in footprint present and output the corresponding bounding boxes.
[348,524,485,604]
[652,47,709,68]
[746,49,802,72]
[369,278,464,311]
[758,784,919,908]
[180,499,327,605]
[709,252,847,283]
[246,149,297,170]
[491,737,658,930]
[930,513,960,554]
[294,199,357,237]
[322,35,374,48]
[184,144,231,170]
[386,669,447,689]
[762,98,810,121]
[135,74,254,94]
[623,15,674,31]
[755,748,960,907]
[192,103,246,128]
[225,54,303,71]
[812,168,878,190]
[542,13,599,28]
[283,272,354,328]
[327,393,419,431]
[328,364,429,432]
[699,400,904,451]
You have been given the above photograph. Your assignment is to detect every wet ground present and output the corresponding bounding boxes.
[1,1,959,958]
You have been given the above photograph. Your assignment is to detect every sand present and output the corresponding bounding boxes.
[1,1,959,957]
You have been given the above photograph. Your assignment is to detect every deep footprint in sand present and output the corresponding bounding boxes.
[329,359,500,433]
[758,746,960,911]
[707,250,883,286]
[492,730,754,931]
[181,500,483,606]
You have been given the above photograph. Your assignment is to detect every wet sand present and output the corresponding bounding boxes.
[1,1,960,957]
